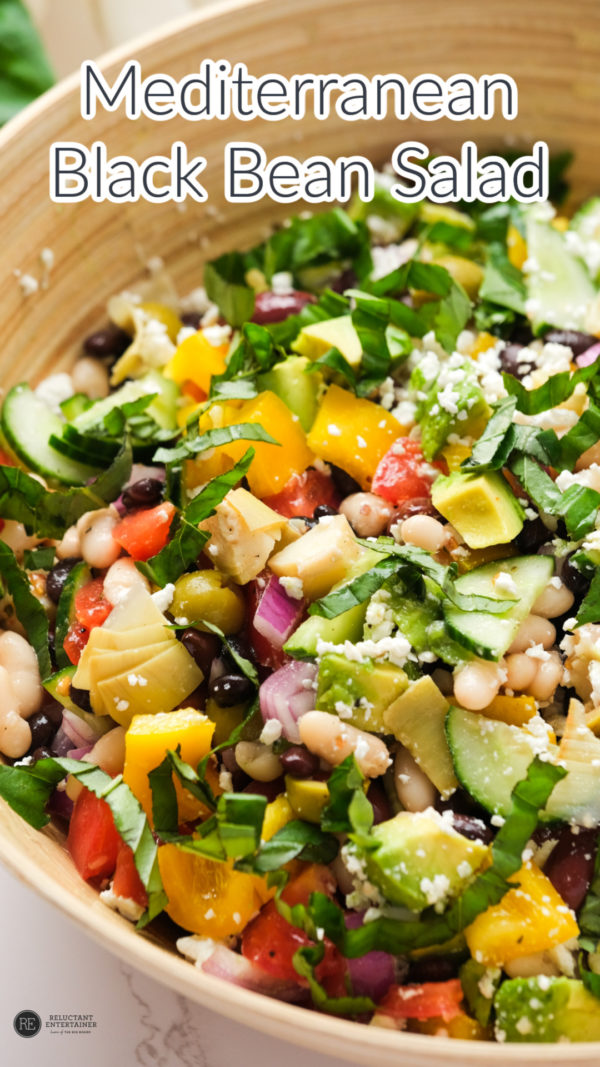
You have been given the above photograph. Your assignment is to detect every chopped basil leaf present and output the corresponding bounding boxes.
[479,247,526,314]
[268,289,349,349]
[23,545,55,571]
[538,404,600,472]
[510,453,600,538]
[503,360,599,415]
[309,557,398,618]
[580,840,600,951]
[320,756,374,843]
[305,346,358,392]
[153,422,279,465]
[576,571,600,627]
[195,619,259,686]
[203,252,255,327]
[293,943,374,1016]
[0,0,54,126]
[461,396,517,472]
[0,543,51,677]
[136,449,254,587]
[579,954,600,999]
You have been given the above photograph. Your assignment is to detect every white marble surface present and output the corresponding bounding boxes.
[0,862,361,1067]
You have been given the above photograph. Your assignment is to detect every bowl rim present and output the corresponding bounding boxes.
[1,0,600,1059]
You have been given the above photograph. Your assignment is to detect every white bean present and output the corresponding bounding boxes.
[532,579,575,620]
[504,952,559,979]
[0,665,31,758]
[77,507,121,570]
[508,614,556,654]
[0,631,41,716]
[529,652,563,702]
[234,740,282,782]
[394,746,437,811]
[400,515,449,554]
[298,710,391,778]
[103,557,150,607]
[339,493,393,537]
[56,524,82,560]
[86,726,126,776]
[71,357,110,399]
[0,520,40,558]
[453,659,505,711]
[505,652,538,692]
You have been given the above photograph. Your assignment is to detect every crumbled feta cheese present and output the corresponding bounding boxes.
[419,874,451,910]
[279,575,304,599]
[203,324,232,347]
[316,634,411,667]
[259,719,283,745]
[271,271,294,295]
[327,423,342,437]
[14,270,39,296]
[218,769,233,792]
[100,885,144,922]
[35,372,74,414]
[151,583,175,613]
[493,571,518,597]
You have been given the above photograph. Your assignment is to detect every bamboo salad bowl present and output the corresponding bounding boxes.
[0,0,599,1062]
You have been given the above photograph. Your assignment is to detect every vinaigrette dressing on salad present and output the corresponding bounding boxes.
[2,174,600,1042]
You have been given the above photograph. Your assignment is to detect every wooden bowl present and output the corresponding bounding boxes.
[0,0,599,1061]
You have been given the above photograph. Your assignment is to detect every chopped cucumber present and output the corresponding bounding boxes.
[48,433,104,470]
[525,213,596,333]
[54,561,91,670]
[60,393,92,421]
[443,555,554,660]
[71,371,178,435]
[446,705,600,825]
[1,385,99,486]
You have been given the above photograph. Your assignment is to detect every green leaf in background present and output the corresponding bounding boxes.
[0,0,54,126]
[576,571,600,627]
[0,541,51,677]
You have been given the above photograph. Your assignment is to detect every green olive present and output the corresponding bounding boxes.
[171,570,245,634]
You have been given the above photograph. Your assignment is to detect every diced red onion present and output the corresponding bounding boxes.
[253,575,305,649]
[61,708,99,747]
[50,726,75,757]
[67,745,94,761]
[576,342,600,367]
[259,660,317,743]
[47,788,74,819]
[344,912,396,1001]
[201,943,306,1002]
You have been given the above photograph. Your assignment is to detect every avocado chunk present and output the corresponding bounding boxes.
[258,355,321,432]
[410,358,491,460]
[316,653,408,732]
[381,577,469,667]
[432,470,524,549]
[384,676,457,798]
[292,315,362,369]
[494,976,600,1043]
[363,809,488,911]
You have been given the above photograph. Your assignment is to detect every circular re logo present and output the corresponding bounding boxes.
[13,1010,41,1038]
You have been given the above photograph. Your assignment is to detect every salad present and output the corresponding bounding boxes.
[3,170,600,1044]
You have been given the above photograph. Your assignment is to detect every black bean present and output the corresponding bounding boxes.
[499,343,536,380]
[515,517,549,554]
[450,812,493,844]
[180,629,221,676]
[83,323,131,360]
[544,827,598,912]
[121,478,164,511]
[70,686,92,714]
[46,558,80,604]
[391,497,439,525]
[408,956,459,983]
[328,464,361,498]
[511,323,535,346]
[27,711,57,752]
[313,504,338,520]
[279,745,320,779]
[367,782,392,826]
[544,329,598,357]
[180,311,202,330]
[562,553,590,598]
[31,746,53,762]
[209,673,255,707]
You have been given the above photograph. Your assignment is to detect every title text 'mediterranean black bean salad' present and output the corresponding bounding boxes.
[5,170,600,1042]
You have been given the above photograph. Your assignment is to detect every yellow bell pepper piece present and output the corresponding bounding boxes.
[410,1014,490,1040]
[158,847,273,938]
[552,216,570,232]
[470,332,498,359]
[307,384,403,490]
[479,694,537,728]
[164,330,229,395]
[197,390,314,498]
[139,301,182,342]
[262,794,294,839]
[441,441,471,472]
[123,708,215,824]
[464,862,579,966]
[507,224,527,270]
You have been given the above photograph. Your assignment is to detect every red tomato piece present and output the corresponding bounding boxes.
[66,788,121,881]
[112,501,176,561]
[63,622,90,665]
[241,865,345,993]
[378,979,464,1022]
[371,439,438,507]
[112,841,148,909]
[262,468,341,519]
[0,449,15,466]
[74,578,112,629]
